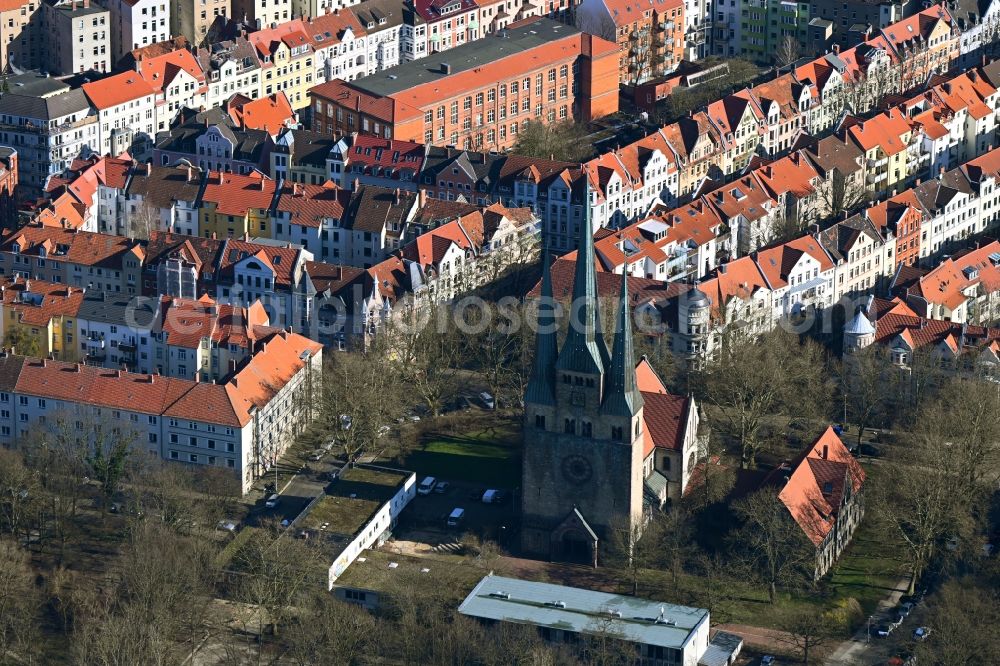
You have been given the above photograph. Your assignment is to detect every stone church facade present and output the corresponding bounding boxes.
[521,191,707,565]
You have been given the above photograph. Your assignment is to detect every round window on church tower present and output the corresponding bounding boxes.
[561,454,593,485]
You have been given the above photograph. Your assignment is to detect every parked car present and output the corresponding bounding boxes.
[447,507,465,527]
[483,489,507,504]
[377,425,391,438]
[876,623,892,638]
[479,392,496,409]
[898,602,915,617]
[339,414,352,430]
[418,476,437,495]
[469,487,486,501]
[265,494,280,508]
[761,657,775,666]
[217,520,238,532]
[307,449,324,462]
[434,481,450,494]
[913,627,931,641]
[109,502,122,514]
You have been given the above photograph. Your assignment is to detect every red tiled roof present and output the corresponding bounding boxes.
[774,427,866,546]
[227,92,296,135]
[82,71,156,110]
[201,172,278,216]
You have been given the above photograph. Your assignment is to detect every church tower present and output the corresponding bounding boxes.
[521,187,646,565]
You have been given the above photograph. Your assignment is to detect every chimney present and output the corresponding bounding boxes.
[83,0,89,8]
[187,166,193,182]
[832,44,840,54]
[821,444,828,459]
[419,188,427,208]
[148,373,155,383]
[146,162,152,176]
[394,187,400,205]
[211,231,217,239]
[353,177,360,191]
[441,62,451,74]
[356,95,361,112]
[719,262,726,274]
[40,358,45,367]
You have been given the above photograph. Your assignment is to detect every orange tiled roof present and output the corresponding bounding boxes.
[774,427,866,546]
[82,71,156,110]
[227,92,296,135]
[11,329,321,427]
[137,48,206,93]
[201,171,278,216]
[0,277,84,326]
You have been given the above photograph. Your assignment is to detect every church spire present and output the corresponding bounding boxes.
[525,253,558,405]
[602,270,643,417]
[555,180,604,375]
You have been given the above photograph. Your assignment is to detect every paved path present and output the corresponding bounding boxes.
[714,623,796,653]
[825,575,911,665]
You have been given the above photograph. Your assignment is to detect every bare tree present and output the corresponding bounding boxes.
[915,580,1000,665]
[284,590,377,666]
[386,303,462,417]
[732,489,814,603]
[696,329,831,468]
[0,540,40,663]
[777,611,835,664]
[774,35,800,70]
[837,346,891,448]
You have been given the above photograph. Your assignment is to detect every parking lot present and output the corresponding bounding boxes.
[397,476,518,548]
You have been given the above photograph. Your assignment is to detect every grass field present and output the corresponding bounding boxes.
[402,416,522,487]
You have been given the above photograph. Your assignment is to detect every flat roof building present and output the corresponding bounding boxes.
[309,18,619,152]
[459,575,712,665]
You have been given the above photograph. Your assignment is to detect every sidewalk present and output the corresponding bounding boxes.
[824,575,910,665]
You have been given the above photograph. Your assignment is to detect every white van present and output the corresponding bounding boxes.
[417,476,437,495]
[447,507,465,527]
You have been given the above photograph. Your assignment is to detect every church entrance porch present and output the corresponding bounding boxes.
[550,507,599,568]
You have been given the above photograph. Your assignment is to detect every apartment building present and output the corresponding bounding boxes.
[303,9,369,87]
[350,0,403,73]
[81,70,157,158]
[0,329,322,494]
[136,46,208,132]
[124,162,205,237]
[0,275,85,361]
[0,224,145,293]
[106,0,170,62]
[0,85,97,198]
[196,36,263,109]
[0,0,42,71]
[309,19,620,151]
[170,0,228,45]
[153,107,271,176]
[576,0,685,86]
[43,0,111,74]
[198,170,279,239]
[232,0,288,30]
[247,20,315,109]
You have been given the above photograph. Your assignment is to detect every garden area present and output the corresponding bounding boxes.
[398,412,522,488]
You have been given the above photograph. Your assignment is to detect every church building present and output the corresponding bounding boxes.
[521,192,707,565]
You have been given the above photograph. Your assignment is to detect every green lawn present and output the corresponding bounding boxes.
[401,418,522,487]
[827,513,909,614]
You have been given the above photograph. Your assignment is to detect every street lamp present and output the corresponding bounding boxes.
[867,615,874,644]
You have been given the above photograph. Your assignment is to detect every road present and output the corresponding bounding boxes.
[824,575,912,665]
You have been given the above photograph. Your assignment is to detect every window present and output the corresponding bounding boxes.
[564,418,575,434]
[535,414,545,429]
[611,425,623,441]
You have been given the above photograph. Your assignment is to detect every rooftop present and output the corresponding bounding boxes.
[301,465,408,536]
[459,575,709,649]
[340,19,580,98]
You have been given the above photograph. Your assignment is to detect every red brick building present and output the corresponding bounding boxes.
[0,147,18,228]
[308,18,619,152]
[576,0,685,86]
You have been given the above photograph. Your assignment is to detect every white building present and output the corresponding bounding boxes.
[81,71,157,159]
[0,330,322,494]
[106,0,170,62]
